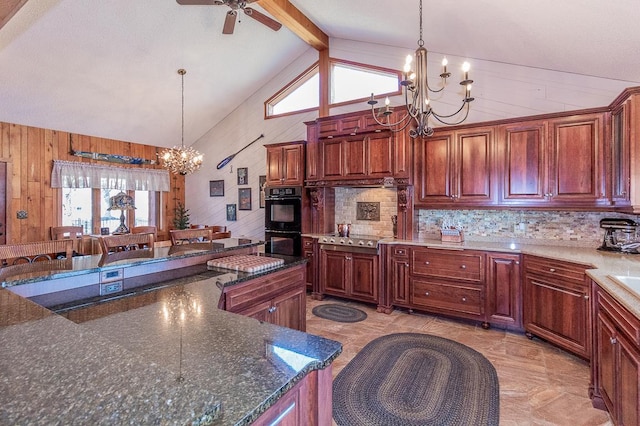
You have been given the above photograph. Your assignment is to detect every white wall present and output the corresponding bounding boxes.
[186,37,637,240]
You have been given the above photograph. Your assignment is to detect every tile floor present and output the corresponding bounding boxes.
[305,296,613,426]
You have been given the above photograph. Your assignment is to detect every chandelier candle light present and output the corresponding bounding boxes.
[368,0,475,138]
[159,69,204,175]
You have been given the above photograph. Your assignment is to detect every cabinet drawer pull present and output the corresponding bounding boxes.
[461,265,466,269]
[268,306,277,313]
[610,337,617,345]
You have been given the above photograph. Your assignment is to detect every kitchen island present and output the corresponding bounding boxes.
[0,240,342,425]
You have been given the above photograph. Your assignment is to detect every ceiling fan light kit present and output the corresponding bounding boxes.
[178,0,282,34]
[368,0,476,138]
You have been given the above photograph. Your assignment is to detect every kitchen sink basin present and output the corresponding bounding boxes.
[608,275,640,295]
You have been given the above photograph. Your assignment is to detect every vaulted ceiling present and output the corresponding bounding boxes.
[1,0,639,148]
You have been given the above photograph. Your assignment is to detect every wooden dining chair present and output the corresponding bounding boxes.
[190,224,207,229]
[50,226,83,240]
[210,231,232,240]
[131,226,158,239]
[99,233,155,254]
[170,228,213,245]
[0,240,74,266]
[209,225,227,233]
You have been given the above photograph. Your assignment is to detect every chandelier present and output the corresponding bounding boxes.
[159,69,204,175]
[367,0,474,138]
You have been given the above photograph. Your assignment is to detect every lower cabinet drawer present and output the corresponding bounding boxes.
[412,280,484,316]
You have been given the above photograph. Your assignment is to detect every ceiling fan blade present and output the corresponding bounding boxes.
[243,7,282,32]
[176,0,220,5]
[222,10,237,34]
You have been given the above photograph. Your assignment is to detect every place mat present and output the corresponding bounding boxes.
[207,255,284,273]
[333,332,499,426]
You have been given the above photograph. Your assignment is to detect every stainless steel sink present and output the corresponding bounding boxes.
[608,275,640,294]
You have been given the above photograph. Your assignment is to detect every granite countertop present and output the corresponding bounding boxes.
[383,237,640,318]
[0,255,342,425]
[1,237,265,288]
[304,233,640,318]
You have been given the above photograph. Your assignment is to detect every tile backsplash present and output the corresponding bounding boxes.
[417,209,640,247]
[334,188,398,237]
[334,187,640,247]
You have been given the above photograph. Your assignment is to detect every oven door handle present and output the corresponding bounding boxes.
[265,229,300,234]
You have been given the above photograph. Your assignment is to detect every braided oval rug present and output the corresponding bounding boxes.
[333,332,499,426]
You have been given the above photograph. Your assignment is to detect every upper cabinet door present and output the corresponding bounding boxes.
[414,126,495,206]
[498,120,548,205]
[547,113,607,205]
[611,103,631,207]
[415,132,455,204]
[366,133,394,177]
[265,142,305,187]
[455,127,495,204]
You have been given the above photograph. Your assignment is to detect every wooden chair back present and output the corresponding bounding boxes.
[0,240,74,266]
[131,226,158,239]
[170,228,213,245]
[210,231,232,240]
[99,233,155,254]
[209,225,227,233]
[50,226,83,240]
[190,224,207,229]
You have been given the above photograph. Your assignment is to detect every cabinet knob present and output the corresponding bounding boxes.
[549,268,556,273]
[424,261,430,265]
[461,297,467,302]
[404,262,409,267]
[346,256,352,261]
[610,336,618,345]
[268,306,277,313]
[424,291,430,296]
[584,294,589,300]
[461,265,466,269]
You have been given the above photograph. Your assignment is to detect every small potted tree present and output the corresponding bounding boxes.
[173,201,190,230]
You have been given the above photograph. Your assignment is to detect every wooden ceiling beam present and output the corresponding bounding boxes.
[257,0,328,51]
[0,0,29,30]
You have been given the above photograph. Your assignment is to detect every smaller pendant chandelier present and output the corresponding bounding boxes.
[159,69,204,175]
[367,0,475,138]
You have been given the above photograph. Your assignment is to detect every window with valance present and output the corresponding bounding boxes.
[51,160,170,191]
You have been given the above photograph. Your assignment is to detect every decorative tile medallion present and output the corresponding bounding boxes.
[356,202,380,221]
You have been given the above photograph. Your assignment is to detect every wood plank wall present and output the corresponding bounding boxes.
[0,121,185,244]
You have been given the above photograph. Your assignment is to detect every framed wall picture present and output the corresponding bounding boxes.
[259,175,266,208]
[237,167,248,185]
[238,188,252,210]
[209,180,224,197]
[226,204,237,221]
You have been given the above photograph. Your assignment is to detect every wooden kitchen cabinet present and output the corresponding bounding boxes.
[415,126,495,206]
[265,141,305,186]
[389,245,411,307]
[592,284,640,425]
[497,120,548,205]
[523,255,591,359]
[320,248,379,305]
[303,236,317,293]
[321,132,394,180]
[486,252,523,331]
[221,263,307,331]
[547,113,607,206]
[305,109,412,186]
[409,247,487,323]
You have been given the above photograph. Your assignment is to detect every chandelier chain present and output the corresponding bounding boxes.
[418,0,424,47]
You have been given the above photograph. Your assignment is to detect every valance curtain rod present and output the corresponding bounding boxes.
[51,160,170,192]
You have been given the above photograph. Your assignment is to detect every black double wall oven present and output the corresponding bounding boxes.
[264,186,302,256]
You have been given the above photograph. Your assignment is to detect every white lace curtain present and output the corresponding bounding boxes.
[51,160,170,192]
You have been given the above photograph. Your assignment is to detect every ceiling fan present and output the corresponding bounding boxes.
[176,0,282,34]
